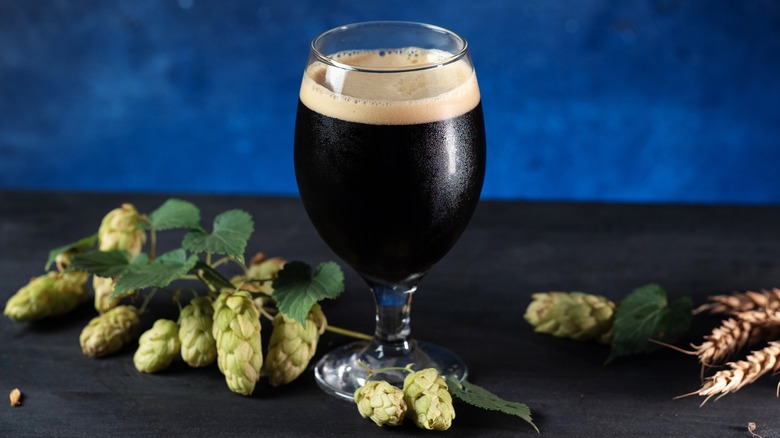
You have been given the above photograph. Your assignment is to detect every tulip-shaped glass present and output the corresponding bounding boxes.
[294,21,486,400]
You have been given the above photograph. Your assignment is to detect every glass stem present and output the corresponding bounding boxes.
[366,280,418,356]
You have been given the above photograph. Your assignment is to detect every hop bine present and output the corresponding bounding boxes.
[212,291,263,396]
[403,368,456,431]
[80,305,140,358]
[4,271,89,322]
[524,291,616,343]
[178,297,217,368]
[264,304,326,386]
[354,380,407,427]
[134,319,181,373]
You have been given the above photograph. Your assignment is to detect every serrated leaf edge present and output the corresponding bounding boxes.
[446,376,539,433]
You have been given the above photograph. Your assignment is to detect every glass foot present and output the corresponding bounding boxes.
[314,339,468,401]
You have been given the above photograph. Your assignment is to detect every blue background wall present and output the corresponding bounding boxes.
[1,0,779,204]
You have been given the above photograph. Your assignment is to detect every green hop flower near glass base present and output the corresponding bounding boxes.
[212,291,263,396]
[134,319,181,373]
[354,380,407,427]
[524,291,616,344]
[178,296,217,368]
[97,203,146,258]
[4,271,89,322]
[403,368,456,431]
[264,304,327,387]
[80,305,140,358]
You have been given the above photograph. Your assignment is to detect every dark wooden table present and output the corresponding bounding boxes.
[2,191,780,437]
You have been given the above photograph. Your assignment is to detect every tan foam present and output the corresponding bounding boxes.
[299,48,480,125]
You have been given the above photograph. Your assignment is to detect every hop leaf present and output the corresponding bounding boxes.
[446,376,539,432]
[606,284,693,363]
[272,261,344,326]
[182,209,254,263]
[69,250,132,278]
[45,234,97,270]
[148,199,201,231]
[113,249,199,298]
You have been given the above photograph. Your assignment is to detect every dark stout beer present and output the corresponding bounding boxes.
[294,48,485,283]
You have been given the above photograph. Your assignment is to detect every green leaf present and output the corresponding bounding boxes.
[446,376,539,433]
[113,249,199,297]
[45,234,98,270]
[68,250,132,278]
[194,260,236,291]
[606,284,693,363]
[149,199,202,231]
[182,209,253,263]
[271,261,344,326]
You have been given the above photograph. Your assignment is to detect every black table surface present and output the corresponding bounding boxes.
[2,191,780,437]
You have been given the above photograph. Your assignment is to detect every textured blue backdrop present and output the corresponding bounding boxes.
[1,1,779,204]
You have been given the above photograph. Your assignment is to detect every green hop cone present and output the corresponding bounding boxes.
[524,291,616,343]
[80,305,140,358]
[354,380,407,427]
[244,253,286,295]
[97,203,146,258]
[403,368,456,431]
[55,250,76,272]
[134,319,181,373]
[264,304,326,386]
[93,275,135,313]
[4,271,89,322]
[179,296,217,368]
[212,291,263,396]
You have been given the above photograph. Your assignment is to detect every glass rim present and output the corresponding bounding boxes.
[310,21,469,73]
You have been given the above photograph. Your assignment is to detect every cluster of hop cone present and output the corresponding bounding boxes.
[524,289,780,404]
[3,204,326,396]
[355,368,457,431]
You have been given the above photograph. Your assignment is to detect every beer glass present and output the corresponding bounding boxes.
[294,21,486,400]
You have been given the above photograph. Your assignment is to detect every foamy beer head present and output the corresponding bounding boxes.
[300,45,480,125]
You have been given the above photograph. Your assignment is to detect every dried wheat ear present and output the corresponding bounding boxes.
[674,290,780,404]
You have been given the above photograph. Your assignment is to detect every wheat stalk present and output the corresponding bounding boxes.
[672,310,780,368]
[694,288,780,315]
[678,341,780,405]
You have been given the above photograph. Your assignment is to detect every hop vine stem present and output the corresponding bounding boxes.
[357,360,415,377]
[149,227,157,261]
[210,256,230,269]
[323,325,372,341]
[259,306,372,340]
[138,288,158,314]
